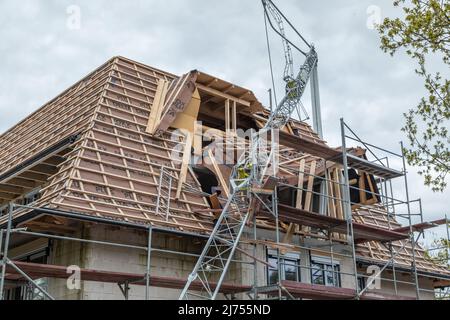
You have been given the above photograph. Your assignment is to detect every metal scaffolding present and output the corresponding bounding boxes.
[247,118,449,300]
[0,201,253,300]
[0,119,449,300]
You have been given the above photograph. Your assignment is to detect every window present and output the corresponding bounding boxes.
[1,190,42,216]
[0,205,8,217]
[268,255,279,285]
[310,257,341,287]
[3,248,49,300]
[3,278,49,301]
[358,276,366,292]
[267,250,301,285]
[22,189,41,205]
[283,259,299,281]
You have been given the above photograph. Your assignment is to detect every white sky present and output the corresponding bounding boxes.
[0,0,448,243]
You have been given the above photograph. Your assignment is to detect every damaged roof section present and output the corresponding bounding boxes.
[0,55,448,280]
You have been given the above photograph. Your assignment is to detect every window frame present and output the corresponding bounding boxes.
[357,275,366,292]
[310,256,341,287]
[3,247,49,300]
[0,204,8,217]
[266,250,301,285]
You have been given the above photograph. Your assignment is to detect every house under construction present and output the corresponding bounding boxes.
[0,54,448,300]
[1,1,450,301]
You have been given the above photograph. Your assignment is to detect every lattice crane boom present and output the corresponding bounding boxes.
[179,0,317,300]
[263,0,295,81]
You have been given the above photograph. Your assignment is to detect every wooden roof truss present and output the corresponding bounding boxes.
[0,55,448,281]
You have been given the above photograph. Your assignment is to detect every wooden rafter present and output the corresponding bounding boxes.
[0,55,447,279]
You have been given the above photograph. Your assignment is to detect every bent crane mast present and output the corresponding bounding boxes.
[179,0,318,300]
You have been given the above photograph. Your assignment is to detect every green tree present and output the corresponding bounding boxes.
[424,237,450,267]
[378,0,450,192]
[424,236,450,299]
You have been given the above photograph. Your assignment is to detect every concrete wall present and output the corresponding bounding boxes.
[254,228,357,290]
[47,229,85,300]
[47,224,252,300]
[40,224,437,300]
[244,228,436,300]
[360,269,436,300]
[75,225,200,300]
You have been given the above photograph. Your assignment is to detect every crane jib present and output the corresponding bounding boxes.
[179,0,318,301]
[265,48,318,130]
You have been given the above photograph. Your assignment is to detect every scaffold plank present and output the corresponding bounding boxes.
[5,261,251,294]
[265,204,410,243]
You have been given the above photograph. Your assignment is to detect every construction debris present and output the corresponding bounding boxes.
[0,0,449,301]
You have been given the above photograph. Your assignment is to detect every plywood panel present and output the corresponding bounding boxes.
[0,56,447,277]
[48,58,210,233]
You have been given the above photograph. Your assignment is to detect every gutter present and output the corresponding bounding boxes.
[0,206,209,241]
[0,133,80,183]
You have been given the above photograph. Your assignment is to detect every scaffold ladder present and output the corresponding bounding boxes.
[179,188,251,300]
[156,166,173,221]
[179,0,318,300]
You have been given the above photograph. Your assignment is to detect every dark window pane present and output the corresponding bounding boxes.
[284,260,299,282]
[285,271,297,281]
[268,256,279,285]
[267,253,301,285]
[268,257,278,268]
[311,263,324,285]
[268,269,278,285]
[311,261,341,287]
[334,265,341,287]
[358,276,366,291]
[325,265,335,286]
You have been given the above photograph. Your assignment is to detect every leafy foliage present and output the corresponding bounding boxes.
[378,0,450,191]
[424,237,450,267]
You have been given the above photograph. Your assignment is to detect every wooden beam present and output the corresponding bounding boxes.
[18,171,50,182]
[3,178,37,188]
[359,173,367,204]
[155,72,198,135]
[5,261,251,294]
[146,79,169,134]
[282,159,305,248]
[28,163,58,175]
[302,160,317,234]
[196,84,251,107]
[271,130,339,159]
[433,279,450,289]
[26,221,77,234]
[0,185,24,195]
[41,155,66,166]
[280,155,309,166]
[238,91,251,99]
[207,149,230,197]
[394,219,447,234]
[206,78,219,87]
[176,134,193,199]
[296,160,306,210]
[264,204,410,243]
[223,85,235,94]
[193,121,203,156]
[333,168,344,220]
[326,169,337,219]
[304,161,316,211]
[0,192,16,200]
[326,169,339,239]
[225,99,231,133]
[232,100,237,132]
[332,168,346,240]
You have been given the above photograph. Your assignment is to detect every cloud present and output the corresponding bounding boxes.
[0,0,447,240]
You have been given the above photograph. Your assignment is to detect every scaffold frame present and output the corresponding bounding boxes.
[0,119,449,301]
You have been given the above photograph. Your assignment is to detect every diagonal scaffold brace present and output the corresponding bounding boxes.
[179,0,318,300]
